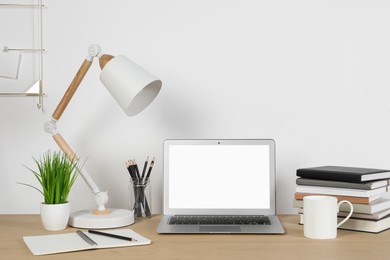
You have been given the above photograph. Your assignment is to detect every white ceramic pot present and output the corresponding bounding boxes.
[40,202,70,231]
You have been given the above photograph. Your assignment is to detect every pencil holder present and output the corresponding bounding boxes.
[129,179,151,218]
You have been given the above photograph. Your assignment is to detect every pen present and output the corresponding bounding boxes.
[88,230,135,242]
[76,230,98,247]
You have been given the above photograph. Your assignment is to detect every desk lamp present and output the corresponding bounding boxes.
[44,44,162,228]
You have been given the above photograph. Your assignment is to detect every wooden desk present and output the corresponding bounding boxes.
[1,215,389,260]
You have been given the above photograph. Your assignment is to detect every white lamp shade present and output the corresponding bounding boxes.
[99,55,162,116]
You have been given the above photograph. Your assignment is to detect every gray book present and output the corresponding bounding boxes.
[296,177,389,190]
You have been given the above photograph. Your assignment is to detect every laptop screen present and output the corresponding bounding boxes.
[163,139,276,215]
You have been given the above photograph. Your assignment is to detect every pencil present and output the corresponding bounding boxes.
[126,160,136,181]
[133,159,141,180]
[145,157,155,181]
[141,156,149,180]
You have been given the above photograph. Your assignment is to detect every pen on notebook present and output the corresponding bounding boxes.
[88,230,135,242]
[76,230,98,247]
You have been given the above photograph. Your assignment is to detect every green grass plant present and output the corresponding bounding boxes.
[20,150,83,204]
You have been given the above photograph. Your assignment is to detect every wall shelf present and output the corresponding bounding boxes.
[0,0,45,109]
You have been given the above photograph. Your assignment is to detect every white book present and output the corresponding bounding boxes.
[23,229,151,256]
[295,185,388,198]
[293,197,390,214]
[338,216,390,233]
[297,207,390,220]
[298,214,390,233]
[338,208,390,220]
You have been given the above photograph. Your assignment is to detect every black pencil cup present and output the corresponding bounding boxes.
[129,179,151,218]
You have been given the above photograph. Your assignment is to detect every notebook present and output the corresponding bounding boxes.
[23,229,151,255]
[157,139,285,234]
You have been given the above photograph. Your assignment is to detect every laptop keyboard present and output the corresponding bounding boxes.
[169,216,271,225]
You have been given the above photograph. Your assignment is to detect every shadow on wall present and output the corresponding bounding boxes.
[154,87,209,137]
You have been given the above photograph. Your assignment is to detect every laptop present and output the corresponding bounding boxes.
[157,139,285,234]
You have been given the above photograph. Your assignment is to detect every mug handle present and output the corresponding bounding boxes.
[337,200,354,228]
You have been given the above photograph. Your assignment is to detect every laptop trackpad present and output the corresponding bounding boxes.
[199,226,241,233]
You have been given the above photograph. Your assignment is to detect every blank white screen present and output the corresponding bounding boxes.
[168,145,270,209]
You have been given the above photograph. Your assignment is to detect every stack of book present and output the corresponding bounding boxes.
[293,166,390,233]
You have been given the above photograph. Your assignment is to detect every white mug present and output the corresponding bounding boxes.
[303,195,353,239]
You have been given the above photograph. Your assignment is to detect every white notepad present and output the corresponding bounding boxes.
[23,229,151,255]
[0,52,21,79]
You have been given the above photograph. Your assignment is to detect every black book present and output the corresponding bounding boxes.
[296,166,390,183]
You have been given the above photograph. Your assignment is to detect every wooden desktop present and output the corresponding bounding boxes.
[1,215,389,260]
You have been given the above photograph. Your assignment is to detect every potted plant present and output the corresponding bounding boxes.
[20,150,83,231]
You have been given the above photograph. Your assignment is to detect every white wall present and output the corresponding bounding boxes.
[1,0,390,214]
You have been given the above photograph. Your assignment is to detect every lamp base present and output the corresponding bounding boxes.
[69,209,134,229]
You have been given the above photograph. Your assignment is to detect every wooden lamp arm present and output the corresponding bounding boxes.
[52,132,101,195]
[52,59,92,120]
[52,44,104,120]
[52,132,78,161]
